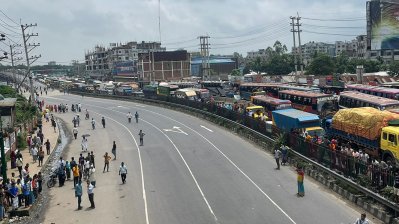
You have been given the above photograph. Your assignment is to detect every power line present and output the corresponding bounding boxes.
[212,19,287,39]
[302,23,364,29]
[302,17,365,21]
[0,10,19,26]
[213,25,289,46]
[163,38,197,46]
[302,30,359,36]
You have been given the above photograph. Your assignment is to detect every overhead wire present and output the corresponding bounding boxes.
[302,30,359,37]
[302,24,365,29]
[302,17,366,21]
[0,10,19,26]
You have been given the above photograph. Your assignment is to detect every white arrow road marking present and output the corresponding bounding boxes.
[200,125,213,132]
[163,126,188,135]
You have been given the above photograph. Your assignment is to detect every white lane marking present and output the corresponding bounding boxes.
[62,96,296,223]
[110,108,219,223]
[44,97,150,224]
[200,125,213,132]
[135,104,146,107]
[142,111,296,224]
[163,126,188,135]
[117,105,128,108]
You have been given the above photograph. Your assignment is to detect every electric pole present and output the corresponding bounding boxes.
[20,23,41,105]
[199,35,210,81]
[296,14,303,75]
[9,44,23,86]
[290,16,298,76]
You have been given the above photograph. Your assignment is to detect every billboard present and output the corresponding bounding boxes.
[369,1,399,50]
[112,61,137,77]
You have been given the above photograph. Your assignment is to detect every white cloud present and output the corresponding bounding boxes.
[0,0,367,64]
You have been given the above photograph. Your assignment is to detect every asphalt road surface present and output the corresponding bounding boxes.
[39,92,377,224]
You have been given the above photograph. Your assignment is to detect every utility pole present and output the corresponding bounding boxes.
[9,44,23,86]
[20,23,41,105]
[296,14,303,75]
[199,35,210,81]
[290,16,298,76]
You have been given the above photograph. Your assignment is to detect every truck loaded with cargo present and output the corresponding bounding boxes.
[271,108,324,137]
[324,107,399,163]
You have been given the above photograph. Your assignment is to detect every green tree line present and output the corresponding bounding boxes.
[244,41,399,76]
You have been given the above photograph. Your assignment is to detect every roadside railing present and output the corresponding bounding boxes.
[69,90,399,214]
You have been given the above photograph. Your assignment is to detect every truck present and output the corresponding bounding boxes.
[115,85,133,96]
[324,107,399,162]
[157,84,179,97]
[271,108,324,136]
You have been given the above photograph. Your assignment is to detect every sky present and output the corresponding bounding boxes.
[0,0,368,65]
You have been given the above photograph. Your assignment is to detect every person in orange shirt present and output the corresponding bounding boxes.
[72,164,80,187]
[296,166,305,197]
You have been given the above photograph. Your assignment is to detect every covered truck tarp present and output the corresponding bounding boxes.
[332,107,399,140]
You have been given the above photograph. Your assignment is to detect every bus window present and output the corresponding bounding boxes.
[383,132,388,140]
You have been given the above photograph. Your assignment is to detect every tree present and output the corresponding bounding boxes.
[305,53,335,76]
[389,61,399,77]
[230,69,241,76]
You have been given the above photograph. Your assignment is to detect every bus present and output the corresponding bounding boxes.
[338,91,399,110]
[239,83,283,100]
[251,95,292,119]
[278,85,320,93]
[278,90,336,115]
[346,84,399,100]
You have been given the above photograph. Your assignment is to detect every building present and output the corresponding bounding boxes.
[293,41,336,65]
[48,61,56,66]
[191,56,238,81]
[85,45,109,78]
[138,50,190,82]
[246,49,270,61]
[366,0,399,63]
[85,41,166,79]
[335,35,367,59]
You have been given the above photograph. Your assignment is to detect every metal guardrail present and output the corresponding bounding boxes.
[71,91,399,213]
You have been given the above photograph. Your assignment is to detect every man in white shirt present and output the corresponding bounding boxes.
[119,162,127,184]
[87,180,95,209]
[354,213,369,224]
[127,112,132,123]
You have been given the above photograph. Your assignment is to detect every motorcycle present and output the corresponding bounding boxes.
[47,171,58,188]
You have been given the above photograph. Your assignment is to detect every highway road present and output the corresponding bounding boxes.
[37,92,377,224]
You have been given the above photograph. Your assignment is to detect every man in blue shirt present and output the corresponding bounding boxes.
[75,180,82,210]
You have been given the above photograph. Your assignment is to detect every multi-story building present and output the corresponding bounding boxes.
[85,41,166,78]
[138,50,190,82]
[293,41,336,65]
[85,45,109,76]
[335,35,367,58]
[246,49,270,61]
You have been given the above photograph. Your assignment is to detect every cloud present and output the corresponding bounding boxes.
[0,0,367,64]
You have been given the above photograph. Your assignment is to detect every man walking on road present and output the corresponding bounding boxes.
[91,118,96,130]
[103,152,111,173]
[45,139,51,155]
[139,130,145,146]
[119,162,127,184]
[75,180,82,210]
[135,111,139,123]
[72,164,80,187]
[274,147,282,170]
[111,141,116,160]
[87,180,95,209]
[73,127,78,140]
[101,117,106,128]
[127,112,132,123]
